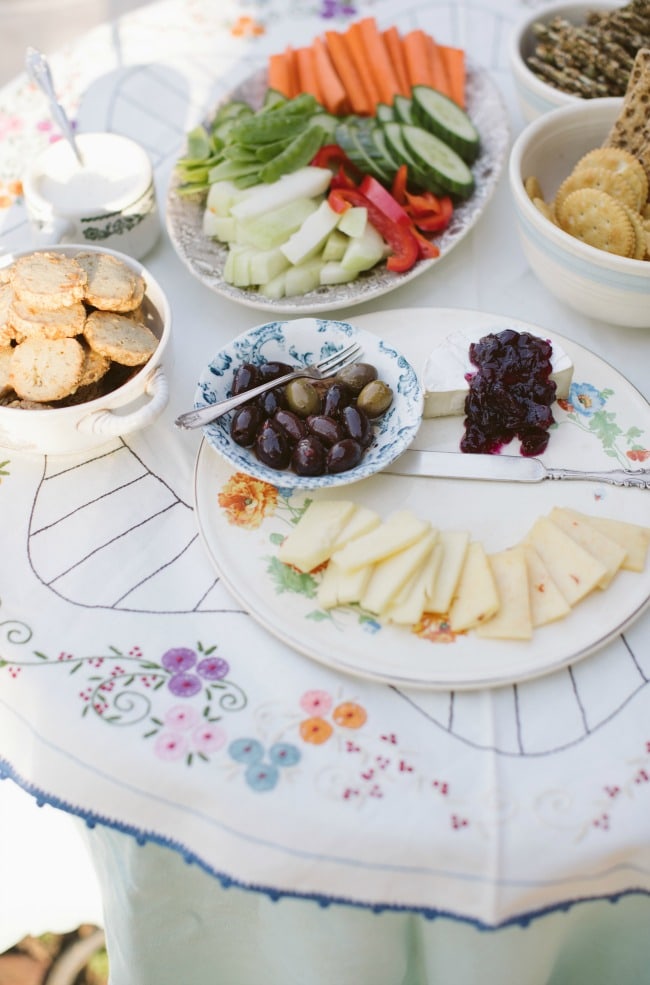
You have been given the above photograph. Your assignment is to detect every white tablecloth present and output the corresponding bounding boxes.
[1,0,649,982]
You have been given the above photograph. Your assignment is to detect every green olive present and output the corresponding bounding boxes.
[335,362,378,395]
[284,378,321,418]
[356,380,393,418]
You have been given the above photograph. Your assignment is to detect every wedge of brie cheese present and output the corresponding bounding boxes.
[422,328,574,419]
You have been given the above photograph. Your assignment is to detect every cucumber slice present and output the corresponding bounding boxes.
[381,123,442,194]
[310,112,338,139]
[369,127,399,173]
[393,95,415,125]
[401,124,475,199]
[375,103,395,124]
[411,86,480,163]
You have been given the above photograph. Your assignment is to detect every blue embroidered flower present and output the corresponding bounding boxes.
[229,737,264,765]
[268,742,301,767]
[245,763,279,792]
[565,382,605,417]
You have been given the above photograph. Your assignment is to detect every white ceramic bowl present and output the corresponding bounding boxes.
[0,244,171,455]
[509,97,650,329]
[509,1,622,122]
[193,316,423,490]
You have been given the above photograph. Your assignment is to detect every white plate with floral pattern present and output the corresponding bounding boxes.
[166,62,509,314]
[194,308,650,690]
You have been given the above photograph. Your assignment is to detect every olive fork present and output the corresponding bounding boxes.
[175,341,362,430]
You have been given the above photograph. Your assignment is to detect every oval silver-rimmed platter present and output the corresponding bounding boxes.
[166,61,510,314]
[194,307,650,691]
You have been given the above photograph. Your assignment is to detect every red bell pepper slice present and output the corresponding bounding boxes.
[358,174,411,226]
[412,228,440,260]
[409,195,454,233]
[310,144,361,182]
[328,186,419,273]
[391,164,408,205]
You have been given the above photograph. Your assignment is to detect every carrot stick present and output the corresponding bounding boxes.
[268,51,294,99]
[342,22,382,109]
[427,35,452,98]
[382,26,410,97]
[312,36,350,114]
[439,45,466,107]
[402,29,435,89]
[295,46,322,103]
[324,30,373,115]
[356,17,403,106]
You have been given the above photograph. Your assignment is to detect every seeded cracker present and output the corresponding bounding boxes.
[556,188,635,256]
[8,297,86,340]
[10,337,84,402]
[603,48,650,180]
[10,253,87,310]
[75,251,145,312]
[84,310,158,366]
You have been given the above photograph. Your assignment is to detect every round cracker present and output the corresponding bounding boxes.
[554,165,642,214]
[84,310,157,366]
[8,297,86,340]
[556,188,636,257]
[524,175,544,202]
[75,251,144,312]
[9,336,84,402]
[10,252,87,310]
[574,147,649,206]
[77,340,112,387]
[621,203,648,260]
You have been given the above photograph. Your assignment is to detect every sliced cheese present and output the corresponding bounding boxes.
[525,516,607,606]
[316,559,373,609]
[425,530,470,613]
[567,512,650,573]
[523,545,571,627]
[385,535,440,626]
[361,531,437,615]
[331,505,381,552]
[278,499,356,572]
[422,328,574,419]
[331,510,430,572]
[549,507,626,588]
[476,547,532,640]
[448,541,500,632]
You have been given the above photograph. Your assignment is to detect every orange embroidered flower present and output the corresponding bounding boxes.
[231,15,265,37]
[0,179,22,209]
[414,613,457,643]
[627,449,650,462]
[299,716,334,744]
[332,701,366,729]
[217,471,277,528]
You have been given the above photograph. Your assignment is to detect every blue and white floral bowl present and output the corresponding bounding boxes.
[194,317,423,489]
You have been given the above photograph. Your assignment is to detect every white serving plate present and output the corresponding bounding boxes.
[194,308,650,690]
[166,62,509,314]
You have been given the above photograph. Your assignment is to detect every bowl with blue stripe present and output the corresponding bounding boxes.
[509,98,650,329]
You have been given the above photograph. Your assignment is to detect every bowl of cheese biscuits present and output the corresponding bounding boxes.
[0,244,170,454]
[509,54,650,328]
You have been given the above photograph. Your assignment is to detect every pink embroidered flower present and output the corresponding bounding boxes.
[300,689,333,715]
[192,723,227,754]
[155,732,188,761]
[164,705,200,731]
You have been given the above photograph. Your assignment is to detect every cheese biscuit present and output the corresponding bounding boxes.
[84,310,157,366]
[10,252,87,310]
[10,336,84,402]
[75,251,145,312]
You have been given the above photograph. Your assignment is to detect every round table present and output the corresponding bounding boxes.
[1,1,650,983]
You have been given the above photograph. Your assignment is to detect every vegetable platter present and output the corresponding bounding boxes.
[166,20,510,314]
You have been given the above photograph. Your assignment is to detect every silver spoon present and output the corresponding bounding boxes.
[25,46,84,166]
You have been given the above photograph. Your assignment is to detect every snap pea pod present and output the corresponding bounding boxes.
[259,125,326,183]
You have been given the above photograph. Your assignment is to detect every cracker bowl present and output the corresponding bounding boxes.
[0,244,170,455]
[508,97,650,328]
[509,1,630,122]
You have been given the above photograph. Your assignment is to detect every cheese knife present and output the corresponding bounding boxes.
[383,449,650,489]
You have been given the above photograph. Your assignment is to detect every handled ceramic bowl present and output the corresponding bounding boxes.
[0,244,171,455]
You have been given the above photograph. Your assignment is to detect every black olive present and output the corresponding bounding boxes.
[322,382,353,419]
[230,404,264,447]
[254,423,291,470]
[292,435,327,476]
[274,408,306,444]
[326,438,362,473]
[231,362,259,396]
[257,387,284,417]
[306,414,344,447]
[258,361,294,382]
[341,405,372,447]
